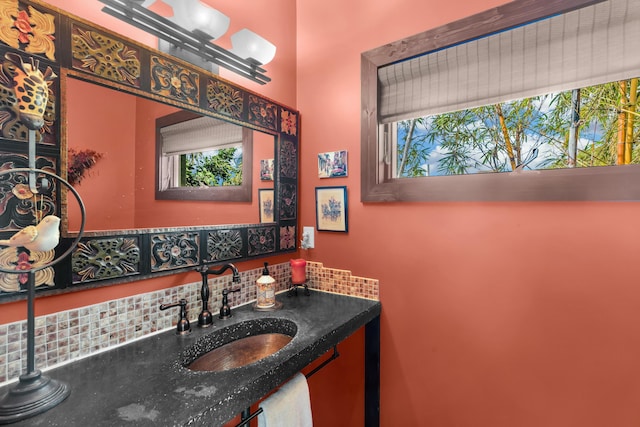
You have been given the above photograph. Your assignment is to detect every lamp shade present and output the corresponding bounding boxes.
[164,0,230,39]
[191,4,230,39]
[231,29,276,65]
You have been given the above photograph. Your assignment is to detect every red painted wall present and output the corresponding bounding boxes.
[296,1,640,427]
[9,1,640,426]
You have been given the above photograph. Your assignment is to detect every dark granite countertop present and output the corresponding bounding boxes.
[4,290,381,426]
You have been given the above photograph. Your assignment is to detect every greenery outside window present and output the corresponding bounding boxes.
[393,80,639,178]
[177,148,243,187]
[361,0,640,201]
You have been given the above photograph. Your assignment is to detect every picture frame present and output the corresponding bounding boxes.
[260,159,274,181]
[258,188,275,223]
[315,186,348,232]
[318,150,348,178]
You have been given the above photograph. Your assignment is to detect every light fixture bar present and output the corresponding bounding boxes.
[98,0,271,84]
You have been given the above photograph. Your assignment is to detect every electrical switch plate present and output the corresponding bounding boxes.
[302,226,315,249]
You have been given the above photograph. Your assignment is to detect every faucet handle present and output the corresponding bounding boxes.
[219,288,241,319]
[160,299,191,335]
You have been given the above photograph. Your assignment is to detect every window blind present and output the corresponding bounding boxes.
[158,154,177,190]
[160,116,243,156]
[377,0,640,124]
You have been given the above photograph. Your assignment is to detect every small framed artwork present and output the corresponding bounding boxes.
[260,159,274,181]
[258,188,275,223]
[318,150,348,178]
[315,186,348,232]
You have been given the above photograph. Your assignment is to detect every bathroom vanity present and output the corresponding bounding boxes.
[3,291,381,426]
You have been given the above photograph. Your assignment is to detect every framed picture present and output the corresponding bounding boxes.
[258,188,275,223]
[260,159,274,181]
[315,186,348,232]
[318,150,348,178]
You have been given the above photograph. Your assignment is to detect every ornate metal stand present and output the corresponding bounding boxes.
[287,279,310,297]
[0,272,69,423]
[0,168,85,424]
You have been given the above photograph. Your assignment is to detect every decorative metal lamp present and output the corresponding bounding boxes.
[0,172,85,423]
[0,55,86,422]
[0,156,86,424]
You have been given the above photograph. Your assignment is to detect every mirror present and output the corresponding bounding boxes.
[64,77,276,232]
[0,1,298,303]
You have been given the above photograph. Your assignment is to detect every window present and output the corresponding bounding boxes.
[392,80,639,178]
[361,0,640,201]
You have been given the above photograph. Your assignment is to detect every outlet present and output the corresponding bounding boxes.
[301,226,315,249]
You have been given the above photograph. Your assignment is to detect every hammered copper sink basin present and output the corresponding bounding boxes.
[183,318,297,372]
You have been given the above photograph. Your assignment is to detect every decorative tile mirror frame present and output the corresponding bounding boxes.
[0,0,299,302]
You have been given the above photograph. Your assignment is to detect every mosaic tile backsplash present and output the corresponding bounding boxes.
[0,261,378,385]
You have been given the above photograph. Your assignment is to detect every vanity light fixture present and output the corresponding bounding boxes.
[98,0,275,84]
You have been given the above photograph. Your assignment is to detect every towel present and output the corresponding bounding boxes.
[257,372,313,427]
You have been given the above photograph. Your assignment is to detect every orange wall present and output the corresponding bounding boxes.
[66,79,138,230]
[9,1,640,426]
[297,1,640,427]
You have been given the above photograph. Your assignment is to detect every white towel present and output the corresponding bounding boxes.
[257,372,313,427]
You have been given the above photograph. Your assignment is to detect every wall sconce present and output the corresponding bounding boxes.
[99,0,275,84]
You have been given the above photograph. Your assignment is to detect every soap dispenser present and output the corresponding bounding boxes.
[254,262,280,311]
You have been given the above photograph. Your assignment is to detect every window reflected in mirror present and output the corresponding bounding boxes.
[158,113,245,189]
[154,109,254,202]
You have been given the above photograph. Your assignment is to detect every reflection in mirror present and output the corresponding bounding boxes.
[159,114,244,188]
[156,110,252,200]
[64,76,275,232]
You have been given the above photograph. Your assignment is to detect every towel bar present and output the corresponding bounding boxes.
[303,345,339,379]
[234,345,340,427]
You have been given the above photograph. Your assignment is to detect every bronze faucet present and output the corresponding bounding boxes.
[198,263,241,325]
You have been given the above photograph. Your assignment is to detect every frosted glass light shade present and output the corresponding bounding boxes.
[231,29,276,65]
[164,0,230,39]
[191,5,230,39]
